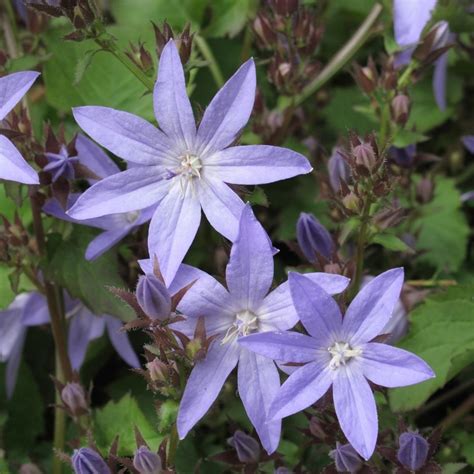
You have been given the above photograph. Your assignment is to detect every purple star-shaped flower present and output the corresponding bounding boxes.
[175,204,349,454]
[43,134,156,260]
[68,40,311,285]
[43,144,79,182]
[0,71,40,184]
[239,269,434,459]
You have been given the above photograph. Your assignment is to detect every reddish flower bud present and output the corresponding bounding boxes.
[146,358,168,383]
[391,94,410,125]
[61,382,88,416]
[353,142,377,172]
[253,13,277,48]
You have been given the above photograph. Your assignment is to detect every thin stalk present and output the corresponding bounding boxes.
[294,3,383,106]
[194,34,224,87]
[95,37,155,92]
[405,279,457,287]
[167,423,179,467]
[52,354,66,474]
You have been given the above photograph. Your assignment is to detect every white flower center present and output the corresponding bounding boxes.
[328,341,362,370]
[177,153,202,179]
[125,210,140,224]
[221,310,259,345]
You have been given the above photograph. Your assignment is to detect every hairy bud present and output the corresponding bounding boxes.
[146,358,168,383]
[353,142,377,173]
[391,94,410,125]
[61,382,88,416]
[342,192,361,213]
[397,432,429,471]
[296,212,333,262]
[133,446,162,474]
[71,448,110,474]
[328,148,351,192]
[228,431,261,464]
[329,442,362,473]
[136,274,172,320]
[253,13,277,48]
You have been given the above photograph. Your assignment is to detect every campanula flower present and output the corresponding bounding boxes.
[296,212,333,262]
[228,431,261,464]
[329,442,362,473]
[327,147,350,192]
[175,205,349,453]
[136,273,172,320]
[71,447,110,474]
[0,71,40,184]
[397,432,429,471]
[68,40,311,286]
[44,144,79,182]
[133,446,162,474]
[239,269,434,459]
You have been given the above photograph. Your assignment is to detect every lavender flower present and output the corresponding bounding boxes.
[462,135,474,154]
[175,205,349,453]
[389,144,417,168]
[43,135,155,261]
[0,71,40,184]
[228,430,261,464]
[71,447,111,474]
[133,446,162,474]
[327,147,350,192]
[239,269,434,459]
[68,40,311,285]
[296,212,333,262]
[0,292,49,398]
[44,144,79,181]
[329,442,362,473]
[397,432,429,471]
[136,274,172,320]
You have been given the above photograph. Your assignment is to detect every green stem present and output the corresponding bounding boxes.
[167,423,179,467]
[52,353,66,474]
[194,34,225,87]
[95,37,155,92]
[397,61,417,89]
[294,3,383,106]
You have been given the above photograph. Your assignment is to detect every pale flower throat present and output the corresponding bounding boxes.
[221,310,259,345]
[178,153,202,179]
[328,341,362,370]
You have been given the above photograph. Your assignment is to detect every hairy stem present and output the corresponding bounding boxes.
[194,34,225,87]
[294,3,383,106]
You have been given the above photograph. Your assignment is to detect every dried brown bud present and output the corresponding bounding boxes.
[353,58,378,94]
[391,94,410,125]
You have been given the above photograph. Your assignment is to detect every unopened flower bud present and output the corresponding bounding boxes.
[272,0,299,16]
[416,177,434,204]
[353,142,377,172]
[253,13,277,47]
[430,21,450,52]
[146,358,167,383]
[328,148,351,192]
[397,432,429,471]
[133,446,162,474]
[342,192,361,213]
[391,94,410,125]
[136,274,172,320]
[329,442,363,473]
[296,213,333,262]
[228,430,260,464]
[71,448,111,474]
[61,382,88,416]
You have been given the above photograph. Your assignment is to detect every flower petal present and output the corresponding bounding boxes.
[238,350,281,454]
[0,71,39,120]
[154,40,196,149]
[333,366,378,460]
[343,268,404,345]
[76,134,120,180]
[177,340,240,439]
[0,136,39,184]
[198,176,244,241]
[433,51,448,111]
[73,106,174,165]
[85,228,130,261]
[104,315,140,368]
[196,59,255,156]
[68,166,170,219]
[393,0,436,46]
[21,293,50,326]
[288,272,342,342]
[6,328,26,399]
[169,263,207,294]
[269,358,332,420]
[360,342,434,387]
[257,274,349,332]
[207,145,312,185]
[239,331,320,363]
[226,204,273,309]
[147,180,201,286]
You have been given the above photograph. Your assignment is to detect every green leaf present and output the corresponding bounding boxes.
[45,227,134,321]
[389,285,474,412]
[413,177,469,272]
[42,27,154,120]
[94,393,161,455]
[371,233,411,252]
[204,0,258,38]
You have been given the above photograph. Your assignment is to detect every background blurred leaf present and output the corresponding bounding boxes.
[389,285,474,411]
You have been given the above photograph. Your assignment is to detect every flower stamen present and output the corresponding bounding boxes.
[221,310,259,345]
[328,341,362,370]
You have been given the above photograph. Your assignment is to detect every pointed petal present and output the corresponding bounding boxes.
[207,145,312,185]
[269,359,332,420]
[198,176,244,241]
[6,328,26,399]
[226,205,273,309]
[177,340,240,438]
[0,307,24,362]
[0,71,39,120]
[147,180,201,286]
[168,263,207,294]
[288,273,342,343]
[238,351,281,454]
[76,134,120,179]
[433,52,448,111]
[85,228,129,260]
[343,268,404,345]
[21,293,50,326]
[73,106,174,165]
[197,59,256,156]
[154,40,195,148]
[239,331,320,363]
[360,343,434,387]
[105,315,140,368]
[0,136,39,184]
[393,0,436,46]
[68,167,170,219]
[333,366,378,460]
